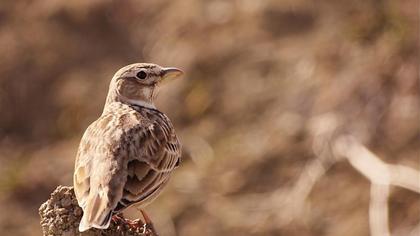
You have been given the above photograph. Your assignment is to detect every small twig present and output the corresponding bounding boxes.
[369,183,390,236]
[333,135,420,236]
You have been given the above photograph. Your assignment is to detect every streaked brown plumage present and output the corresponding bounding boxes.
[73,63,183,232]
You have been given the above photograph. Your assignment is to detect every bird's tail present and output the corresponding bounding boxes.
[78,191,113,232]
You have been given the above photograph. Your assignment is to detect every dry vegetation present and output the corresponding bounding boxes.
[0,0,418,235]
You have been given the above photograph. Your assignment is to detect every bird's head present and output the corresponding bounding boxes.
[106,63,183,109]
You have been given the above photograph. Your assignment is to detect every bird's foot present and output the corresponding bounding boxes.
[111,213,125,224]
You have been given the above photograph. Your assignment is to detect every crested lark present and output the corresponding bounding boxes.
[73,63,183,232]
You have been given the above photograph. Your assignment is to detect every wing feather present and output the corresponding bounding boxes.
[116,106,181,210]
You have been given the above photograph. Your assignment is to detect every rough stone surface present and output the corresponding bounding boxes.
[39,186,156,236]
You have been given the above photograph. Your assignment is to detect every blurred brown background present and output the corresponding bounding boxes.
[0,0,419,235]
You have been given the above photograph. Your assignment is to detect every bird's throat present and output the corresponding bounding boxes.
[122,98,156,109]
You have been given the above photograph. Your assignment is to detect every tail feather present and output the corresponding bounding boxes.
[78,192,113,232]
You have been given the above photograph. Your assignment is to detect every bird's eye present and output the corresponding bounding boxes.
[136,71,147,80]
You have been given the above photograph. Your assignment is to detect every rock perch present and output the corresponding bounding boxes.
[39,186,157,236]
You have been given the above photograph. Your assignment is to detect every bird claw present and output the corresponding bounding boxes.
[112,210,158,235]
[126,218,144,229]
[111,213,125,224]
[141,223,147,234]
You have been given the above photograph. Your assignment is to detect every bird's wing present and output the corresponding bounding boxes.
[74,112,127,231]
[73,106,181,232]
[115,107,181,211]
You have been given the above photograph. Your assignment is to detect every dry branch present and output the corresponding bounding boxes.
[39,186,157,236]
[332,135,420,236]
[207,130,420,235]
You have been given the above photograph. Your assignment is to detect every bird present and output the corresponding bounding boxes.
[73,63,183,232]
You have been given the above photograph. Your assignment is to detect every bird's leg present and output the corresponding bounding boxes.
[132,208,159,235]
[131,207,149,234]
[140,209,159,236]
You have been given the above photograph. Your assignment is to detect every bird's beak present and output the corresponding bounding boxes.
[161,67,183,81]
